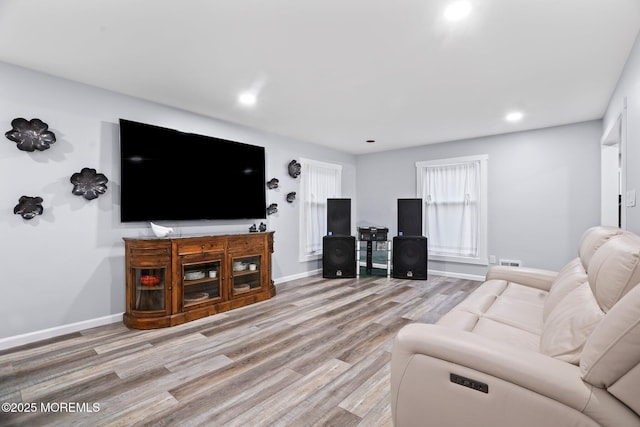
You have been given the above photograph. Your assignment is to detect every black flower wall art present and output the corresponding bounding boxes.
[267,178,279,189]
[288,160,301,178]
[70,167,109,200]
[14,196,44,220]
[5,118,57,152]
[266,203,278,215]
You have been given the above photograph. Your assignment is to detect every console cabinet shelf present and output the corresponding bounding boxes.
[124,232,275,329]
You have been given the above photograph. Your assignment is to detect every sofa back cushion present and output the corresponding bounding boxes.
[581,283,640,414]
[540,282,604,364]
[544,225,625,320]
[543,258,588,322]
[587,232,640,313]
[578,226,623,271]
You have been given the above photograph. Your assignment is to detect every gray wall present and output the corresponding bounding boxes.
[357,120,602,277]
[0,62,356,340]
[603,30,640,234]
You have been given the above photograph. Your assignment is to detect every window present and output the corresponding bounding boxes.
[416,155,488,265]
[299,158,342,262]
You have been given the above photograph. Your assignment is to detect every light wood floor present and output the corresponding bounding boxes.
[0,273,480,427]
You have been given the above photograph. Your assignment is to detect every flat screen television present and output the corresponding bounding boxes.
[119,119,266,222]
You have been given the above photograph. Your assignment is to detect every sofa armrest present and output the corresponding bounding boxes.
[391,325,640,427]
[390,323,626,427]
[392,323,590,410]
[485,265,557,291]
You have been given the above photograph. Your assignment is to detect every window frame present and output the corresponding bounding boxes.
[416,154,488,265]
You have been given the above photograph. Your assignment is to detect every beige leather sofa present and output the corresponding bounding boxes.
[391,226,640,427]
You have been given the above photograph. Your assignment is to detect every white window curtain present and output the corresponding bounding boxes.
[417,155,488,265]
[299,158,342,261]
[423,161,479,257]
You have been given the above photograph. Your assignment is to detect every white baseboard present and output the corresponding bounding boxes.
[428,269,485,282]
[274,269,322,284]
[276,268,483,282]
[0,313,123,351]
[1,272,322,351]
[1,268,482,351]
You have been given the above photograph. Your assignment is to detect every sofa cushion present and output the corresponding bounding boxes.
[435,309,480,331]
[438,280,546,348]
[437,280,545,331]
[452,279,508,314]
[543,257,588,321]
[578,226,623,270]
[587,233,640,313]
[437,279,508,331]
[540,282,604,364]
[473,317,540,351]
[483,284,546,335]
[581,283,640,386]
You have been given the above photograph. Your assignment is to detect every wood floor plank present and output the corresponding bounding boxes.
[339,360,390,417]
[356,391,393,427]
[284,346,391,426]
[305,406,362,427]
[0,274,480,426]
[19,363,114,402]
[145,368,303,427]
[223,358,352,427]
[93,391,179,427]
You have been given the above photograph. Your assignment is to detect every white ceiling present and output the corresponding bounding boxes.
[0,0,639,154]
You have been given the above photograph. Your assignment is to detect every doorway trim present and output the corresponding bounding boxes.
[601,99,627,229]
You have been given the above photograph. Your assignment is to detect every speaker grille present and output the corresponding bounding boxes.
[327,198,351,236]
[392,236,427,280]
[323,236,356,278]
[398,198,423,236]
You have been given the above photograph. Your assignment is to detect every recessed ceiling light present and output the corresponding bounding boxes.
[505,112,524,122]
[444,1,472,22]
[239,92,257,106]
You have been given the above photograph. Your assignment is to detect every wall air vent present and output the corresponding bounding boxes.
[499,259,521,267]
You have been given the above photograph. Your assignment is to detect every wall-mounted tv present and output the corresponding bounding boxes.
[119,119,266,222]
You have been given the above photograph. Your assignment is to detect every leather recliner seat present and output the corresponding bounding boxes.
[391,226,640,427]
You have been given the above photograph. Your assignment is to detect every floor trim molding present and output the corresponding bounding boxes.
[0,313,123,351]
[0,268,481,351]
[274,268,322,284]
[429,269,485,282]
[0,271,322,351]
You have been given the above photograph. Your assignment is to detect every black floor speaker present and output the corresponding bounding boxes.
[397,198,423,236]
[392,236,428,280]
[323,236,356,278]
[327,198,351,236]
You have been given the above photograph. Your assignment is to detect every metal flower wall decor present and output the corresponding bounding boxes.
[14,196,44,220]
[288,160,301,178]
[286,192,296,203]
[267,178,279,189]
[266,203,278,215]
[5,118,57,152]
[70,167,109,200]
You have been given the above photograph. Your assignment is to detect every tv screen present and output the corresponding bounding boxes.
[119,119,266,222]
